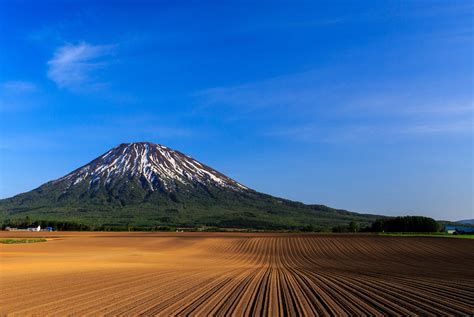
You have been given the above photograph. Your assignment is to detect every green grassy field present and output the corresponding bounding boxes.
[380,233,474,239]
[0,238,47,244]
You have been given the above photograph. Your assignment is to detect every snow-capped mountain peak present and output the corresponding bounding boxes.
[55,142,248,191]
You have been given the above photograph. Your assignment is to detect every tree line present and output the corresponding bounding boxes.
[330,216,440,233]
[2,215,441,233]
[0,217,180,231]
[1,217,92,231]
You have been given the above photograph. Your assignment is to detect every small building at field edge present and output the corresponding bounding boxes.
[444,226,474,235]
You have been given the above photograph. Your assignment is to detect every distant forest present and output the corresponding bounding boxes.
[331,216,441,233]
[369,216,440,232]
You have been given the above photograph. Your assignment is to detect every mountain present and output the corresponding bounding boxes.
[0,142,379,230]
[457,219,474,225]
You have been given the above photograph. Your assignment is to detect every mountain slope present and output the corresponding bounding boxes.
[0,142,379,229]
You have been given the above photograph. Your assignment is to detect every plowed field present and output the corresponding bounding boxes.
[1,232,473,316]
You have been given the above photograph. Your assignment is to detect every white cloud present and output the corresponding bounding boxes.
[47,42,114,90]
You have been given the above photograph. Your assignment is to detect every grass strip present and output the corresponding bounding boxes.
[0,238,47,244]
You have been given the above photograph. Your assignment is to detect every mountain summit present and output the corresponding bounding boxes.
[0,142,378,229]
[55,142,247,192]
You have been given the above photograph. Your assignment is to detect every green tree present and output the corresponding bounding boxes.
[348,221,360,233]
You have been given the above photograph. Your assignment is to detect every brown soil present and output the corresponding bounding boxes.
[1,232,473,316]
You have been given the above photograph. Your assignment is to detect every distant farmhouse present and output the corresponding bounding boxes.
[5,225,53,232]
[444,226,474,235]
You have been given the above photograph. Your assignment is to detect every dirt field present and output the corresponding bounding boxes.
[1,232,473,316]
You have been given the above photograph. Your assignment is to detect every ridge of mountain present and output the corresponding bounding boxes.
[456,219,474,225]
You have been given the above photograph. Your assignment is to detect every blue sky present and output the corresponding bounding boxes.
[0,1,472,220]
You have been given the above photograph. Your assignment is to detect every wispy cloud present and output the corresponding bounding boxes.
[1,81,37,93]
[47,42,115,91]
[0,120,196,152]
[0,81,40,112]
[400,119,473,135]
[198,69,473,142]
[197,70,328,113]
[266,118,473,144]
